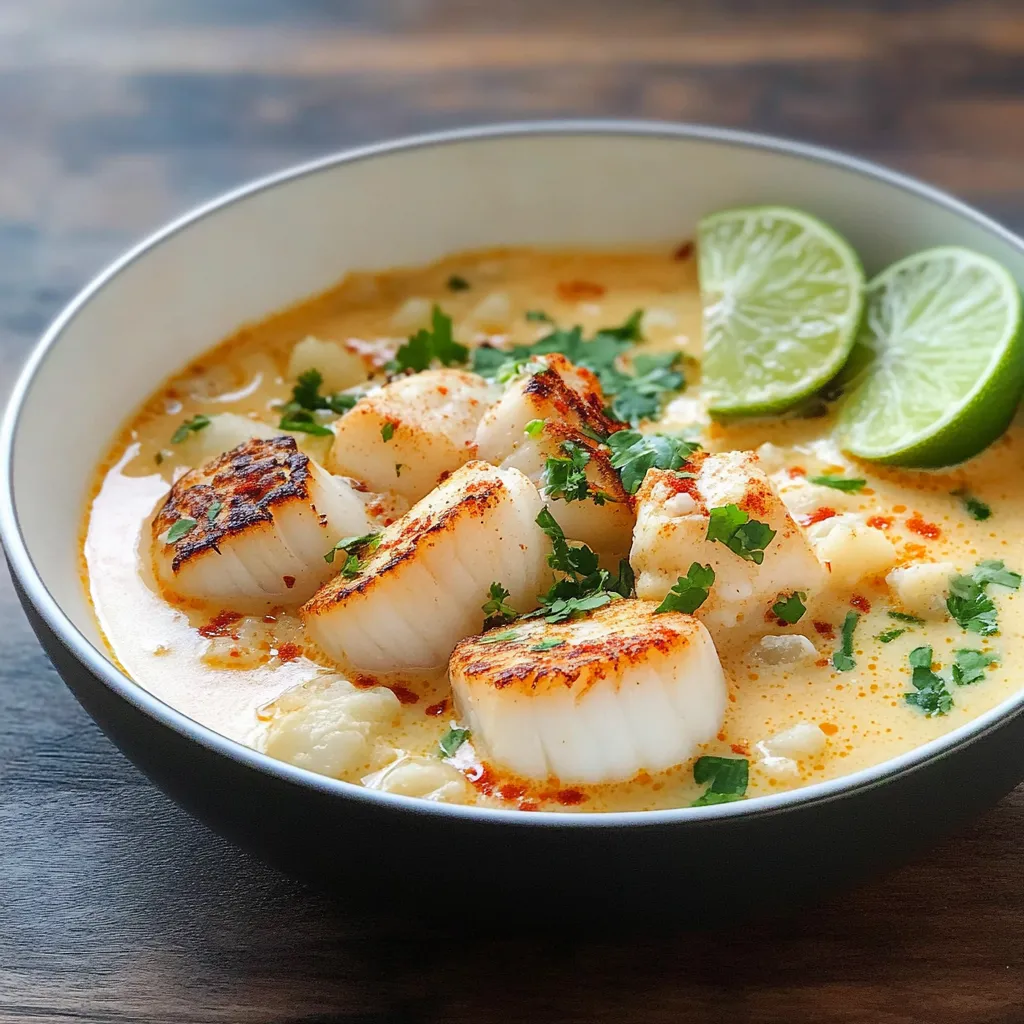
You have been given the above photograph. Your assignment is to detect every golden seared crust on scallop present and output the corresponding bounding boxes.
[328,367,494,502]
[474,353,622,465]
[449,600,727,784]
[631,450,825,635]
[301,461,551,671]
[153,436,374,607]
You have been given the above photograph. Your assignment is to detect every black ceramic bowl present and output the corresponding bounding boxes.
[5,123,1024,919]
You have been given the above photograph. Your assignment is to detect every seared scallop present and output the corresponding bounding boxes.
[449,599,727,785]
[474,353,618,464]
[302,461,551,671]
[631,451,825,632]
[328,368,494,502]
[152,436,374,607]
[500,420,635,562]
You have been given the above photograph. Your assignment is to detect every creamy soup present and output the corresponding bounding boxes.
[82,245,1023,812]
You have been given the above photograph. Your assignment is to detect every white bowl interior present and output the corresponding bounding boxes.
[11,127,1024,651]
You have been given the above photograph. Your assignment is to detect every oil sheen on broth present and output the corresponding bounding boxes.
[82,246,1024,812]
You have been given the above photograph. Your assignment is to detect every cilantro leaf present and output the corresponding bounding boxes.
[524,418,545,437]
[279,409,333,435]
[808,474,866,493]
[952,488,991,521]
[606,352,685,425]
[392,305,468,372]
[655,563,715,614]
[170,414,211,444]
[207,500,223,523]
[691,755,749,806]
[438,727,470,757]
[951,648,997,686]
[706,504,776,564]
[381,421,396,442]
[165,517,197,543]
[531,638,566,652]
[973,559,1021,590]
[876,627,907,643]
[904,645,953,716]
[282,367,359,419]
[478,629,521,645]
[525,310,554,323]
[447,274,470,291]
[324,530,380,566]
[772,592,807,625]
[543,440,596,503]
[947,573,998,636]
[888,611,925,624]
[832,611,859,672]
[482,581,517,630]
[606,430,700,494]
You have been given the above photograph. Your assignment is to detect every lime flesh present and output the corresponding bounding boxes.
[837,246,1024,467]
[698,206,865,416]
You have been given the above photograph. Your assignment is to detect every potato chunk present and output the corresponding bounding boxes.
[886,561,955,620]
[805,513,898,588]
[328,368,494,502]
[287,336,369,392]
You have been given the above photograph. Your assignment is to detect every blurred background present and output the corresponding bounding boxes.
[4,2,1024,1022]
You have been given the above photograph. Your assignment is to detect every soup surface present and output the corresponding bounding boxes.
[83,245,1023,812]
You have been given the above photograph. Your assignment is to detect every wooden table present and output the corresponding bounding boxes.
[3,2,1023,1020]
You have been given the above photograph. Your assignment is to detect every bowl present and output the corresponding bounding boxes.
[5,121,1024,920]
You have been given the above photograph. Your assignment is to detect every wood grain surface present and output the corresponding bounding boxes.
[3,2,1024,1021]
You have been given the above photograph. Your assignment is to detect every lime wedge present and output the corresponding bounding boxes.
[698,206,865,415]
[837,247,1024,467]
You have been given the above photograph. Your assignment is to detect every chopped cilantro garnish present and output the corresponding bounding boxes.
[324,531,380,566]
[478,629,520,645]
[165,517,197,543]
[904,646,953,716]
[706,504,776,564]
[471,311,682,424]
[446,274,470,291]
[207,500,223,523]
[525,309,554,323]
[973,559,1021,590]
[952,487,991,521]
[772,592,807,625]
[391,305,468,373]
[691,755,749,806]
[170,414,211,444]
[395,463,407,477]
[832,611,859,671]
[279,409,334,436]
[888,611,925,624]
[524,418,545,437]
[876,627,907,643]
[655,563,715,614]
[945,560,1021,635]
[438,727,470,757]
[531,638,566,652]
[808,473,866,493]
[951,648,997,686]
[532,506,634,623]
[482,582,517,630]
[380,421,396,442]
[154,450,167,466]
[605,430,700,494]
[543,440,606,504]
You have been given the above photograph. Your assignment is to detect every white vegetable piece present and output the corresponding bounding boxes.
[329,368,494,502]
[754,721,828,781]
[631,451,826,632]
[474,354,613,465]
[302,462,551,672]
[449,600,727,785]
[466,291,513,331]
[363,755,472,802]
[752,634,818,666]
[261,676,400,780]
[805,513,898,588]
[885,562,955,620]
[174,412,277,465]
[390,296,433,333]
[153,436,376,608]
[287,335,369,392]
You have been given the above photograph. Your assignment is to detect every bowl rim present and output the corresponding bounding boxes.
[4,117,1024,829]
